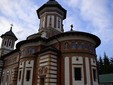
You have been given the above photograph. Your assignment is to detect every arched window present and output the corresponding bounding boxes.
[4,41,6,46]
[26,70,31,81]
[9,41,11,46]
[64,42,69,49]
[19,70,21,81]
[11,41,14,48]
[71,42,77,49]
[58,18,60,28]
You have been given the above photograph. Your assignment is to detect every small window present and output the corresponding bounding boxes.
[26,70,31,81]
[19,71,21,81]
[6,75,8,82]
[74,67,81,80]
[11,42,14,48]
[93,69,96,81]
[9,41,11,46]
[4,41,6,45]
[58,18,61,28]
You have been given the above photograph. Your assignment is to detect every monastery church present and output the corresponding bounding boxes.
[0,0,101,85]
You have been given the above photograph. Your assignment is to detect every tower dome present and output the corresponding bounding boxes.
[37,0,66,19]
[36,0,67,38]
[0,26,18,56]
[1,27,17,40]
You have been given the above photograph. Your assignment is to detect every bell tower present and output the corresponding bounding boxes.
[37,0,67,38]
[0,25,18,56]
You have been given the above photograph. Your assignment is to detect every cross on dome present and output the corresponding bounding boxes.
[70,24,74,31]
[10,24,13,31]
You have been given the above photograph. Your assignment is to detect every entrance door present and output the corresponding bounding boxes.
[40,77,45,85]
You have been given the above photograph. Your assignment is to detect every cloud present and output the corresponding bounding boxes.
[0,0,40,47]
[63,0,113,43]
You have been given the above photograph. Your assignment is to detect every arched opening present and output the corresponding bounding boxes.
[40,76,45,85]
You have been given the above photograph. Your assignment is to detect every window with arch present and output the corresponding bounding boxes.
[4,40,7,46]
[9,41,11,47]
[19,70,21,81]
[74,67,82,80]
[26,70,31,81]
[11,41,14,48]
[93,69,97,81]
[71,42,78,49]
[58,18,60,28]
[64,42,69,49]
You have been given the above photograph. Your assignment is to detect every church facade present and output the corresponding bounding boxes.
[0,0,101,85]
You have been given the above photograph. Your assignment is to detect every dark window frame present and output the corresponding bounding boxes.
[19,70,21,81]
[26,70,31,81]
[74,67,82,81]
[93,69,96,81]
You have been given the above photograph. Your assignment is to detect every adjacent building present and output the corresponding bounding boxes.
[0,0,101,85]
[99,74,113,85]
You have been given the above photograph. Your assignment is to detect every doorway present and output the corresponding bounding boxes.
[40,77,45,85]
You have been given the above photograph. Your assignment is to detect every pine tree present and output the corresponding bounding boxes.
[103,52,110,74]
[98,56,104,74]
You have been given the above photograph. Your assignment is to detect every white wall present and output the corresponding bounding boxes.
[17,62,24,85]
[85,57,91,85]
[65,57,70,85]
[17,60,34,85]
[23,60,34,85]
[72,56,84,85]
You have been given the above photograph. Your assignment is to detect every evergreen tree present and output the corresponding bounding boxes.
[103,52,110,74]
[110,58,113,73]
[98,56,104,74]
[97,53,113,75]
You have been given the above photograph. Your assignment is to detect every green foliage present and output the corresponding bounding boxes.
[97,53,113,74]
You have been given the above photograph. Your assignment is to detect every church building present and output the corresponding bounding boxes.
[0,0,101,85]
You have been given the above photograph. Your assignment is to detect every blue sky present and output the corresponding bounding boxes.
[0,0,113,58]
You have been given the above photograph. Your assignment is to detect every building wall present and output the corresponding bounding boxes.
[37,53,58,85]
[0,60,3,84]
[17,59,34,85]
[64,55,98,85]
[1,52,19,85]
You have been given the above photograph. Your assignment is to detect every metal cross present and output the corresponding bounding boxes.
[10,24,13,30]
[70,24,73,31]
[11,24,13,27]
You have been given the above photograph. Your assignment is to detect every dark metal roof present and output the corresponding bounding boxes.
[16,31,101,50]
[37,0,67,19]
[1,28,18,40]
[48,31,101,48]
[16,36,47,49]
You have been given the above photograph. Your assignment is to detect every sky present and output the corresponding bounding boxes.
[0,0,113,58]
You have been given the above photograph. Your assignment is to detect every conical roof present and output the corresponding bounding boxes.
[37,0,67,19]
[1,27,18,40]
